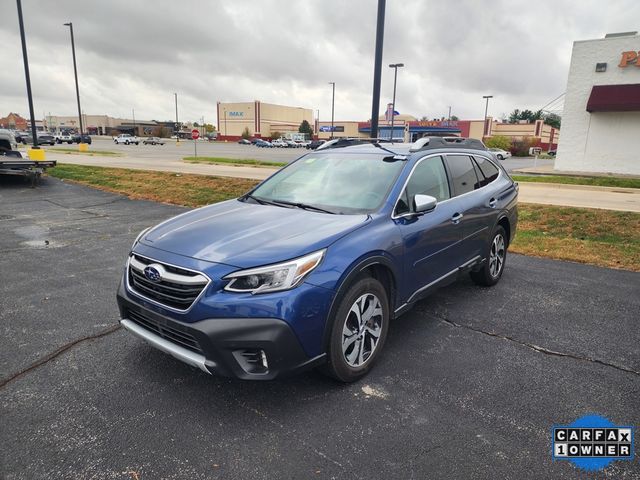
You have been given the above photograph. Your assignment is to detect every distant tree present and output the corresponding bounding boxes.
[543,113,561,129]
[241,127,251,139]
[450,115,459,121]
[298,120,314,139]
[193,122,199,127]
[419,116,429,121]
[205,123,216,133]
[508,109,520,124]
[270,130,282,140]
[484,135,511,151]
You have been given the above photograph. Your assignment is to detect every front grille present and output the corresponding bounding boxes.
[127,254,209,311]
[127,309,203,354]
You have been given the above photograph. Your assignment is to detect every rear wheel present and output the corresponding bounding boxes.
[497,154,503,160]
[324,277,389,382]
[470,226,507,286]
[125,140,129,145]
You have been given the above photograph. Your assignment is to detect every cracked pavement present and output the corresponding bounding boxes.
[1,175,639,479]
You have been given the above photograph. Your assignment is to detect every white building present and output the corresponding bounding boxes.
[556,32,640,175]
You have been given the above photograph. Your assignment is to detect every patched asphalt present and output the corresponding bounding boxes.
[1,175,639,479]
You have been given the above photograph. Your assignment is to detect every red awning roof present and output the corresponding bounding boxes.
[586,84,640,113]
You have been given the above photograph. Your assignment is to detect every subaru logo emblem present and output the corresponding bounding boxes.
[144,266,162,282]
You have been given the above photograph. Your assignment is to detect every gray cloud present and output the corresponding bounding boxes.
[1,0,637,125]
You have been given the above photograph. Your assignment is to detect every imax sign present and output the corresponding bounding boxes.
[228,111,244,117]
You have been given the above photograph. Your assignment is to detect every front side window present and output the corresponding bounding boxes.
[395,156,450,215]
[447,155,481,196]
[249,153,405,214]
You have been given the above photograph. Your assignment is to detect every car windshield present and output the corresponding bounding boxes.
[247,152,405,214]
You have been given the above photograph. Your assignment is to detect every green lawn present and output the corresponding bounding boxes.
[183,156,286,168]
[512,174,640,189]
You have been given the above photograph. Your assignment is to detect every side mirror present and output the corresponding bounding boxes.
[414,194,437,213]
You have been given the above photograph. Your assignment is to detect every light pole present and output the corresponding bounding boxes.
[64,22,84,142]
[388,63,404,141]
[328,82,335,138]
[132,108,135,136]
[17,0,39,151]
[369,0,386,139]
[483,95,493,137]
[448,106,452,121]
[174,92,179,143]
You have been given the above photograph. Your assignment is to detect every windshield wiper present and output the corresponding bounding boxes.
[242,194,282,207]
[270,199,336,214]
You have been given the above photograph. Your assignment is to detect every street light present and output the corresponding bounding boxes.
[388,63,404,141]
[63,22,84,142]
[483,95,493,137]
[16,0,40,152]
[328,82,335,138]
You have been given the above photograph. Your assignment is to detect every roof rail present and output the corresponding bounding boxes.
[316,137,392,150]
[409,136,487,152]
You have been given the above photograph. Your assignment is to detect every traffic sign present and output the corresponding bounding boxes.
[191,129,200,140]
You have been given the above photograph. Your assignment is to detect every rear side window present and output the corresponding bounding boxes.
[446,155,480,196]
[473,156,500,187]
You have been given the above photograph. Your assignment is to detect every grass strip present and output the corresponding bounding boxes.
[512,174,640,189]
[183,156,286,168]
[46,147,122,157]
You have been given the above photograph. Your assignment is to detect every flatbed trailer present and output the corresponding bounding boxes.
[0,158,57,187]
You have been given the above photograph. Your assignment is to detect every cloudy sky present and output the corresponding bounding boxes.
[1,0,637,126]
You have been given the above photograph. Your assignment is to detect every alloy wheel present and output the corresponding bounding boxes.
[342,293,383,367]
[489,234,505,278]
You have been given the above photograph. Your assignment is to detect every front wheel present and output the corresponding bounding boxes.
[470,226,507,286]
[497,154,503,160]
[324,277,389,382]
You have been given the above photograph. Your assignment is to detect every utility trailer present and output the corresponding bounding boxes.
[0,152,56,187]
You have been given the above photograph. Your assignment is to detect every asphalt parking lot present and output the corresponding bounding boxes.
[1,176,639,479]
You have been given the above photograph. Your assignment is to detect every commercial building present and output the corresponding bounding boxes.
[216,101,313,140]
[44,114,159,136]
[556,32,640,175]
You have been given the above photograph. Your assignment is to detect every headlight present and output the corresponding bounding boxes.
[224,250,325,294]
[131,227,151,250]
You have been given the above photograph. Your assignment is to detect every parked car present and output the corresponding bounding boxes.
[271,138,287,147]
[36,134,56,146]
[143,137,165,145]
[114,134,139,145]
[117,136,518,382]
[306,140,326,150]
[72,134,92,144]
[238,138,251,145]
[255,139,273,148]
[0,129,19,150]
[250,138,260,144]
[55,133,73,144]
[488,148,511,160]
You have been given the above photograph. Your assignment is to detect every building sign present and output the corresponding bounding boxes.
[319,125,344,132]
[228,111,244,117]
[413,120,459,127]
[618,51,640,67]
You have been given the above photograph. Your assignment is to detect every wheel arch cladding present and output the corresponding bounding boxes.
[498,216,511,247]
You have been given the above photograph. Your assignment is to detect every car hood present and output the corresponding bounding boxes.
[140,199,369,268]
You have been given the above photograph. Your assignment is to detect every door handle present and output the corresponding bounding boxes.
[488,198,497,208]
[451,213,463,224]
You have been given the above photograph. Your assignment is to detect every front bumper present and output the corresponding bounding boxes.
[117,291,325,380]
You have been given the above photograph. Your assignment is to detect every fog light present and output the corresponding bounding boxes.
[233,348,269,374]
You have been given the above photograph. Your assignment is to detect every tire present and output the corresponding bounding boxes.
[125,141,129,145]
[470,225,507,287]
[135,142,139,145]
[324,277,390,382]
[497,154,503,160]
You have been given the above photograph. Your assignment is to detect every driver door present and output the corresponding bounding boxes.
[394,155,465,299]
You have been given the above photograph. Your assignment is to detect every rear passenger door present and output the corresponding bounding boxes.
[444,154,501,261]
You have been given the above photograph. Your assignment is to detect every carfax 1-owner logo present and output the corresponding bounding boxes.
[552,414,635,471]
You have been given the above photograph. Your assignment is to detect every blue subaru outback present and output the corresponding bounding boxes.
[117,137,518,382]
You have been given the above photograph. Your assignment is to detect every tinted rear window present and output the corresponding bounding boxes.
[446,155,480,196]
[474,156,500,186]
